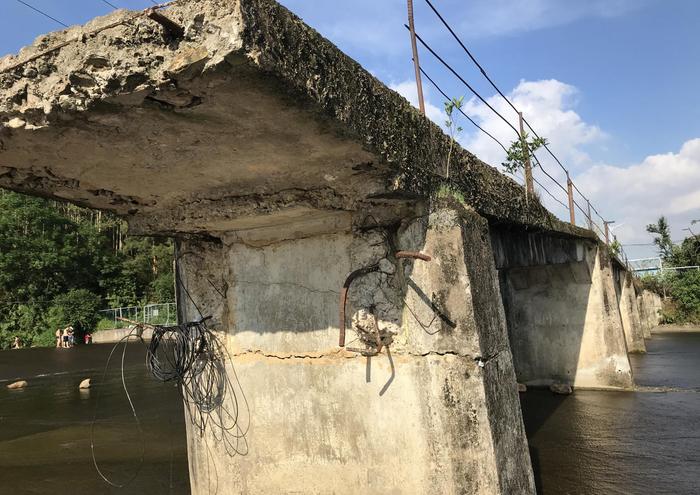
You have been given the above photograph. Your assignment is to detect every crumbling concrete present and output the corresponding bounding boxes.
[178,203,535,494]
[0,0,593,239]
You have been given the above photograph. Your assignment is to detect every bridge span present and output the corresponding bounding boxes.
[0,1,662,493]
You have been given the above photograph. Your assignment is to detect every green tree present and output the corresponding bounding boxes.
[646,216,674,260]
[443,96,464,179]
[0,190,174,348]
[502,132,548,175]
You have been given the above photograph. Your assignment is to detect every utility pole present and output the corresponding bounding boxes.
[586,200,593,230]
[518,112,534,196]
[407,0,425,115]
[604,220,615,245]
[566,172,575,225]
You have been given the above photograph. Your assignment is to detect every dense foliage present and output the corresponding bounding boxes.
[642,217,700,324]
[0,190,174,348]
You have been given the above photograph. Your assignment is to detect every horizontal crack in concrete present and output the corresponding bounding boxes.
[230,348,476,361]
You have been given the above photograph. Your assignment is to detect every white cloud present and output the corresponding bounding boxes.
[456,0,652,39]
[575,139,700,247]
[460,78,605,182]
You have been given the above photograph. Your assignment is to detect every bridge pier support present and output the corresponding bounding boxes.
[492,231,634,390]
[639,290,663,335]
[176,203,535,494]
[618,272,646,353]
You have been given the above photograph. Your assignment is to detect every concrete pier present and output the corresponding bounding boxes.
[178,204,535,494]
[491,229,634,390]
[617,272,646,353]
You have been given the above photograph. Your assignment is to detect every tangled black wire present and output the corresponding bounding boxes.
[91,316,249,489]
[146,316,250,455]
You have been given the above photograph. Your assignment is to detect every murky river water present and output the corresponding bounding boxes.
[1,332,698,494]
[0,342,190,494]
[521,331,700,495]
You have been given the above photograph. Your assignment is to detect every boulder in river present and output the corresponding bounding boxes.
[79,378,91,389]
[6,380,27,390]
[517,383,527,393]
[549,382,573,395]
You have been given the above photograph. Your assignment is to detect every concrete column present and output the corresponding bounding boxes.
[497,240,634,390]
[619,272,646,353]
[640,290,662,334]
[176,204,535,494]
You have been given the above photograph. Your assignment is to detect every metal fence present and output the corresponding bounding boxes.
[630,257,700,276]
[98,302,177,329]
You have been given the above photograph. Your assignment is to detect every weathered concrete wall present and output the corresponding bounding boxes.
[618,272,646,353]
[639,290,663,334]
[92,327,153,343]
[492,230,634,389]
[177,204,535,494]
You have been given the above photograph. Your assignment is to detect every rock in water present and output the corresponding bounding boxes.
[549,383,573,395]
[517,383,527,393]
[79,378,91,389]
[7,380,27,389]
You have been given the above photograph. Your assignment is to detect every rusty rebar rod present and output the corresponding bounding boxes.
[395,250,432,261]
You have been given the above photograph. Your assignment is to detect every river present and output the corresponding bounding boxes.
[0,342,190,494]
[521,330,700,494]
[1,331,698,494]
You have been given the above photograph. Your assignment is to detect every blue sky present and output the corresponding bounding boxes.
[2,0,699,257]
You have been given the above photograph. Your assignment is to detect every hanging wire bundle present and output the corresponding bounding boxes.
[146,316,250,456]
[91,315,249,489]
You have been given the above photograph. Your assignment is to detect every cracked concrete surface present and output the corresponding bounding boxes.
[0,0,592,241]
[177,202,535,494]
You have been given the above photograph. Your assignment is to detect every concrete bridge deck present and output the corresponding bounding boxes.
[0,1,662,493]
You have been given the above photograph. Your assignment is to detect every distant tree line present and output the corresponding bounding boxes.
[642,216,700,324]
[0,190,174,349]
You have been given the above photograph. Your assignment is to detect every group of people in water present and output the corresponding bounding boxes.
[55,326,75,348]
[8,325,93,350]
[55,326,91,347]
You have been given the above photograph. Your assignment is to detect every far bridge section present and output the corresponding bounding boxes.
[491,227,634,389]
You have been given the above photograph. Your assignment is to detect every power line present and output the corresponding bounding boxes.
[423,0,519,117]
[532,176,568,210]
[405,25,521,138]
[419,67,508,154]
[421,0,622,232]
[15,0,68,27]
[99,0,120,9]
[422,0,574,175]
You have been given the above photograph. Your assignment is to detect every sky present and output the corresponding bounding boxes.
[2,0,699,259]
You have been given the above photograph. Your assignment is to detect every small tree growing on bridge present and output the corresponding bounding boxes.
[502,132,548,175]
[443,96,464,179]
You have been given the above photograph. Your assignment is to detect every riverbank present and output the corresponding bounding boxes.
[652,324,700,333]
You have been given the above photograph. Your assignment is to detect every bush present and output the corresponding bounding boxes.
[669,270,700,323]
[46,289,101,333]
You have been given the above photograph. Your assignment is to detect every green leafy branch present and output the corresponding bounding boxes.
[502,132,548,174]
[444,96,464,179]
